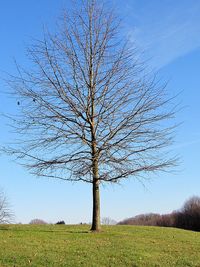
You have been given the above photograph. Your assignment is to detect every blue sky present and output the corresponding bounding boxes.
[0,0,200,224]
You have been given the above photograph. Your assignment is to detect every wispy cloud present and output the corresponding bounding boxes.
[123,0,200,68]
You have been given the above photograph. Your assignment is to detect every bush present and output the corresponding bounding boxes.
[29,219,47,225]
[55,221,65,225]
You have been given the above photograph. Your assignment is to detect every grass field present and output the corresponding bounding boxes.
[0,224,199,267]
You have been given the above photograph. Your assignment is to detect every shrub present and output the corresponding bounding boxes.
[29,219,47,225]
[55,221,65,225]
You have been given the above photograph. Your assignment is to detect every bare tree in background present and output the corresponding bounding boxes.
[182,196,200,214]
[0,190,13,224]
[6,0,177,231]
[101,217,117,225]
[29,219,47,225]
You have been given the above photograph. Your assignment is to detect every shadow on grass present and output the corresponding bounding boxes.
[0,226,10,231]
[0,226,90,234]
[64,230,90,234]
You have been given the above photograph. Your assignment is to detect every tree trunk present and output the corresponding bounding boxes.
[91,178,101,231]
[90,148,101,231]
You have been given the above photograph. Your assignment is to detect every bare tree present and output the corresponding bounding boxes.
[176,196,200,231]
[29,219,47,225]
[101,217,117,225]
[6,0,177,231]
[0,190,14,224]
[182,196,200,214]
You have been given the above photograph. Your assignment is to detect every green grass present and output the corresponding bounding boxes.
[0,224,200,267]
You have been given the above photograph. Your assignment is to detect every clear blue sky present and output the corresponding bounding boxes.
[0,0,200,224]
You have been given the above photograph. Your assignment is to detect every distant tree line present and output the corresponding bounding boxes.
[118,196,200,232]
[29,219,66,225]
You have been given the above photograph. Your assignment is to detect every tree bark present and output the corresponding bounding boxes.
[91,177,101,231]
[90,140,101,231]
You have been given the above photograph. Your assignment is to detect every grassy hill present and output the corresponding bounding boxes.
[0,224,199,266]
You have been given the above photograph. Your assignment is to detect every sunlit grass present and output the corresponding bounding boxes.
[0,224,199,266]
